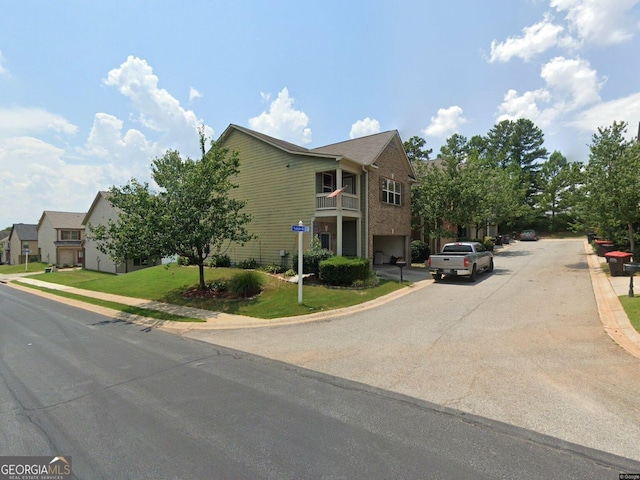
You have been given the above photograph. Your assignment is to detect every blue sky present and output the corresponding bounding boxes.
[1,0,640,229]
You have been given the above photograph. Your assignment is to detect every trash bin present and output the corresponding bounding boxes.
[595,240,615,257]
[604,251,633,276]
[587,232,598,243]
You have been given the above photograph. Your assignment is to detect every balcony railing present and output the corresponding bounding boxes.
[316,193,360,211]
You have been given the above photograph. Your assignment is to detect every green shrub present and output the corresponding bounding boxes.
[177,256,190,266]
[482,237,495,252]
[207,280,228,294]
[238,258,258,269]
[292,235,334,275]
[284,269,296,277]
[208,254,231,268]
[262,264,285,274]
[411,240,431,263]
[229,271,263,297]
[319,256,370,286]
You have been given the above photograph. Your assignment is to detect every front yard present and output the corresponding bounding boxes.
[23,264,406,319]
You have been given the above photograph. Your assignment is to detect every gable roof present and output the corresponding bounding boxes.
[219,124,415,176]
[220,124,321,156]
[38,211,86,230]
[82,191,113,226]
[9,223,38,241]
[311,130,399,167]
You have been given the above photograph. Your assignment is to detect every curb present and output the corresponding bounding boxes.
[584,240,640,359]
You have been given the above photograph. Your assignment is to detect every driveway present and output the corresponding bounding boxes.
[186,239,640,461]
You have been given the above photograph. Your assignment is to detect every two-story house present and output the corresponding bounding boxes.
[37,211,85,267]
[82,191,161,273]
[0,230,9,264]
[7,223,38,265]
[218,124,416,267]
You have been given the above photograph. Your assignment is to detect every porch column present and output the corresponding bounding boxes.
[336,168,343,256]
[336,212,343,256]
[356,217,362,257]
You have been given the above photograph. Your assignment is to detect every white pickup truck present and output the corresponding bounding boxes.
[427,241,494,282]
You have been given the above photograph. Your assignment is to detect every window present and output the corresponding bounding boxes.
[322,173,334,193]
[61,230,81,240]
[382,178,402,205]
[319,232,331,250]
[133,258,149,266]
[342,173,356,194]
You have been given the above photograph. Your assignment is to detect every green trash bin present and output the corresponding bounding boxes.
[604,251,633,276]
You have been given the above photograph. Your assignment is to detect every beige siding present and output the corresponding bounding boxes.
[222,129,337,267]
[83,195,121,273]
[9,235,38,265]
[38,215,57,265]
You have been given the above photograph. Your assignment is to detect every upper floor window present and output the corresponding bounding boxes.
[322,173,334,193]
[61,230,81,240]
[382,178,402,206]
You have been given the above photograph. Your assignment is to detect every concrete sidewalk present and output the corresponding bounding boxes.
[3,241,640,359]
[4,273,431,332]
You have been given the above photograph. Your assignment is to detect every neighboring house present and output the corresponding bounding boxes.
[37,211,86,267]
[7,223,39,265]
[82,191,161,273]
[0,230,9,263]
[218,124,417,267]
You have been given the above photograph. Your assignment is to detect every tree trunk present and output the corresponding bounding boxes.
[628,222,635,260]
[198,262,206,290]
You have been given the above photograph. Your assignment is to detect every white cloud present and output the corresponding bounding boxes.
[0,136,103,224]
[104,56,211,151]
[489,15,570,62]
[422,106,468,138]
[496,56,602,128]
[350,118,380,139]
[569,91,640,135]
[551,0,640,45]
[248,87,312,145]
[0,107,78,136]
[496,89,554,125]
[80,113,161,177]
[189,87,203,102]
[540,56,602,109]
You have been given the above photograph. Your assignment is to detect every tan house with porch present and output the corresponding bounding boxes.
[218,124,417,267]
[37,211,85,267]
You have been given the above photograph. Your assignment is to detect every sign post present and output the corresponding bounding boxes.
[23,244,29,272]
[291,221,309,304]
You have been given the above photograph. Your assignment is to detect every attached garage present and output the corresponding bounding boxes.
[373,235,407,264]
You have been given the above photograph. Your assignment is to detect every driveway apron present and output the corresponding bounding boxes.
[186,239,640,461]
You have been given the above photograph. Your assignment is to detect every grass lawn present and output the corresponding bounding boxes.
[618,296,640,333]
[14,281,205,323]
[26,264,407,319]
[0,262,50,274]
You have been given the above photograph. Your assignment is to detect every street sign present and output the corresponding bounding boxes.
[292,225,309,232]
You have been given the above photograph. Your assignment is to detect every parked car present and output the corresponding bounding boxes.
[427,241,494,282]
[519,229,539,241]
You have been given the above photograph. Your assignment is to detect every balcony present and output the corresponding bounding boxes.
[316,193,360,211]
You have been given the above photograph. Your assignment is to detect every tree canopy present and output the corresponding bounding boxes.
[89,128,254,289]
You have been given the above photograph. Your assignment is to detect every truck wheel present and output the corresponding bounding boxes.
[432,273,442,282]
[488,259,494,272]
[469,264,477,282]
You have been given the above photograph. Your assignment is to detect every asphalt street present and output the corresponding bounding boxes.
[185,239,640,462]
[2,286,637,479]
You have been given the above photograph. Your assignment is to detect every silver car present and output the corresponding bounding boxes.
[520,229,539,241]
